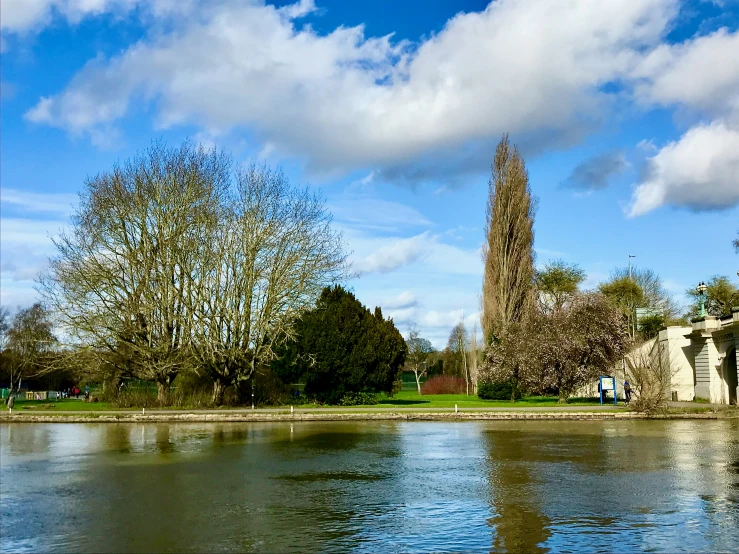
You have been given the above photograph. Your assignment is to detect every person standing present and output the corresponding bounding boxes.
[624,380,632,404]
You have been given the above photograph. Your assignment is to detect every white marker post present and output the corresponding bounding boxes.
[142,408,145,414]
[290,406,294,413]
[455,404,458,413]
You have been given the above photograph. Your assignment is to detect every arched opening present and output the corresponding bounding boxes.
[726,348,737,405]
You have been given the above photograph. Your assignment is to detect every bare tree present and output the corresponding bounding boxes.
[482,134,537,343]
[0,306,9,351]
[468,323,481,394]
[41,141,230,402]
[405,323,434,395]
[625,340,680,413]
[4,303,57,400]
[188,165,348,404]
[448,321,470,394]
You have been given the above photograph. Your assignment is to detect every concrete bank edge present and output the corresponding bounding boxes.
[1,411,732,423]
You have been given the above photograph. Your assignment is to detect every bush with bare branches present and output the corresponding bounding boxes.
[625,341,679,413]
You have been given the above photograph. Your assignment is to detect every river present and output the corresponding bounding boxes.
[1,420,737,553]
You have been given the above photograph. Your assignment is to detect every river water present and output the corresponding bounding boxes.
[1,420,737,553]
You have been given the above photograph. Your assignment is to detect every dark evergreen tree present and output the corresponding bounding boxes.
[272,286,406,403]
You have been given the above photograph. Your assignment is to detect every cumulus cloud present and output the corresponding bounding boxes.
[632,27,739,118]
[628,122,739,216]
[561,150,629,191]
[626,24,739,215]
[352,232,430,274]
[24,0,677,178]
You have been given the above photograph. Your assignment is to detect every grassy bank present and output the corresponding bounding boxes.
[2,391,616,412]
[377,391,608,408]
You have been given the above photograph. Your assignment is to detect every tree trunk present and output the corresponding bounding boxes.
[463,351,469,396]
[416,373,422,395]
[558,390,568,404]
[212,379,225,406]
[156,381,169,404]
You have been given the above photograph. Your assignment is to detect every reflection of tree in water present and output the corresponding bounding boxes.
[103,424,132,453]
[484,430,551,554]
[155,424,174,454]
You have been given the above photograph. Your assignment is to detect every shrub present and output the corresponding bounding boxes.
[478,381,522,401]
[338,392,380,406]
[421,375,466,395]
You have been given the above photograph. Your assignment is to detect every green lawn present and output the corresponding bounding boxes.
[377,390,606,408]
[1,399,119,411]
[2,391,610,411]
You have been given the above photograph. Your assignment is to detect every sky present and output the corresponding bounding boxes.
[1,0,738,348]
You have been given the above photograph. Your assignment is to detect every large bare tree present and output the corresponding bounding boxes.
[482,134,537,343]
[189,165,348,404]
[41,141,230,401]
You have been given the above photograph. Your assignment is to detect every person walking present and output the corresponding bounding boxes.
[624,380,632,404]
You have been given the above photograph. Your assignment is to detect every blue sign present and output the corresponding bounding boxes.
[599,376,617,405]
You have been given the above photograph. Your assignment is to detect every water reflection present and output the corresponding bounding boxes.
[1,421,737,554]
[483,430,551,553]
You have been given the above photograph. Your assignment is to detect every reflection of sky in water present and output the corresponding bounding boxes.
[1,420,737,553]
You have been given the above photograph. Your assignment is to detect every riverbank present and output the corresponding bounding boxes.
[2,406,736,422]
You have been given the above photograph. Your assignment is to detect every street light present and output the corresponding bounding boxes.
[696,281,708,317]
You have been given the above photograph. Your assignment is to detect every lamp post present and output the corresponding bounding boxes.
[696,282,708,317]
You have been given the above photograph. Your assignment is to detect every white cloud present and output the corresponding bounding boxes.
[352,232,430,274]
[330,194,430,233]
[627,27,739,215]
[24,0,677,177]
[0,0,201,34]
[632,28,739,118]
[0,0,141,33]
[628,121,739,216]
[382,291,418,310]
[1,188,77,216]
[0,206,70,307]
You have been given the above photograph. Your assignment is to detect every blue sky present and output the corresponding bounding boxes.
[1,0,738,347]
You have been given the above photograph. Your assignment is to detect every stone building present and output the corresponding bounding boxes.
[642,311,739,404]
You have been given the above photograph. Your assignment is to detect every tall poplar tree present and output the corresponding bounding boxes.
[481,134,537,343]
